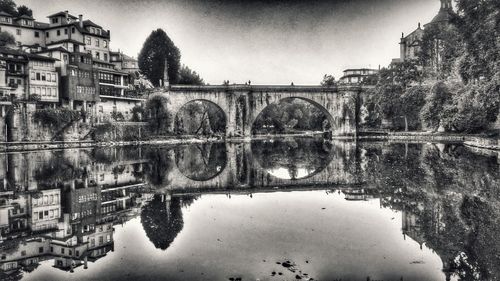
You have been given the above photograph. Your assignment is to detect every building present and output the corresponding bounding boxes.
[396,0,455,64]
[26,53,59,105]
[338,68,378,85]
[109,51,139,74]
[0,47,29,100]
[59,52,99,117]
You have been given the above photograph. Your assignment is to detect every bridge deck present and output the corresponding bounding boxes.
[168,84,364,93]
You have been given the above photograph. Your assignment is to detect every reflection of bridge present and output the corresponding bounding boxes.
[155,85,367,137]
[162,141,362,192]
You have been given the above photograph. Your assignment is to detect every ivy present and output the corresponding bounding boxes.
[33,108,84,129]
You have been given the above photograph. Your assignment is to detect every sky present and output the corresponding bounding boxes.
[18,0,441,85]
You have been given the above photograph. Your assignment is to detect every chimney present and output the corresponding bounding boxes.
[64,10,68,20]
[79,15,83,28]
[418,22,421,29]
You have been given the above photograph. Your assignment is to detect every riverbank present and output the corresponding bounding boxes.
[1,132,498,152]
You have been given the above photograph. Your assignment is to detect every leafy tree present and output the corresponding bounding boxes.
[16,5,32,16]
[419,22,464,79]
[320,74,335,87]
[0,31,15,46]
[178,65,204,85]
[398,85,427,130]
[420,81,455,131]
[454,0,499,83]
[138,29,181,87]
[0,0,17,16]
[379,61,423,88]
[145,94,172,134]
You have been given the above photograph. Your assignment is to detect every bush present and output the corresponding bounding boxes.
[33,108,83,128]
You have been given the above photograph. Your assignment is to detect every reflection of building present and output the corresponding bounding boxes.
[0,148,149,278]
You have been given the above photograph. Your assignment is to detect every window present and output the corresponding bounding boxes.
[103,40,108,48]
[31,72,35,80]
[95,39,99,47]
[103,53,108,61]
[16,29,20,35]
[39,212,43,219]
[39,247,43,253]
[41,73,46,81]
[99,236,103,245]
[57,30,60,36]
[61,248,65,254]
[72,27,75,33]
[86,36,91,45]
[34,31,39,37]
[36,72,40,80]
[50,247,53,252]
[64,28,68,35]
[46,32,49,38]
[52,18,58,24]
[95,52,100,60]
[21,250,26,256]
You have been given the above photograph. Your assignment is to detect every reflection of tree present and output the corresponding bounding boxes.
[141,194,197,250]
[251,138,333,180]
[362,143,500,280]
[34,153,87,189]
[175,143,227,181]
[144,149,173,188]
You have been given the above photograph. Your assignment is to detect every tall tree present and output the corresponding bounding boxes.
[178,65,204,85]
[138,28,181,87]
[16,5,32,17]
[0,0,17,16]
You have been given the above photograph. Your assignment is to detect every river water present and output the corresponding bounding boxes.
[0,137,499,281]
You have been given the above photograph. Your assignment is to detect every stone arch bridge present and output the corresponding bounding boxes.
[152,85,368,137]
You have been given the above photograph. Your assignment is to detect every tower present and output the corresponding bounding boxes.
[440,0,452,10]
[163,58,169,88]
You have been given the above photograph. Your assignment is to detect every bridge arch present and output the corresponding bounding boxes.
[174,143,228,181]
[173,99,228,136]
[250,96,337,135]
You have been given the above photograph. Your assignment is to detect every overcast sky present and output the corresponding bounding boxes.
[18,0,441,85]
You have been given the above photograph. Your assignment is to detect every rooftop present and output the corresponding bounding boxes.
[47,11,78,19]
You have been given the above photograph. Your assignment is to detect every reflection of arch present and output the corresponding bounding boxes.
[173,99,227,135]
[174,143,227,181]
[250,138,335,181]
[251,97,336,134]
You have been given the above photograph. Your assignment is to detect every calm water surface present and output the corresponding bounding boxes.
[1,137,499,281]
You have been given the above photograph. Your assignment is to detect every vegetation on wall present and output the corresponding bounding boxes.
[33,108,84,129]
[0,31,15,46]
[145,95,172,135]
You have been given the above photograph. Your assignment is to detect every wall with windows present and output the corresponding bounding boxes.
[84,34,110,62]
[0,24,46,46]
[44,26,84,45]
[30,189,61,232]
[97,97,142,122]
[28,60,59,103]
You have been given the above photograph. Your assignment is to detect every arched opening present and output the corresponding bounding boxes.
[174,100,226,136]
[175,142,227,181]
[251,97,334,136]
[251,137,334,180]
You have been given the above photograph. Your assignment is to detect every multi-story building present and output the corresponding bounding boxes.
[59,52,99,116]
[109,50,139,74]
[0,12,47,47]
[29,189,61,233]
[27,53,59,105]
[0,47,29,100]
[92,59,145,122]
[338,68,378,85]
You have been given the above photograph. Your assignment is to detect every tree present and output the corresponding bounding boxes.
[454,0,499,83]
[0,0,17,16]
[0,31,15,46]
[145,95,172,134]
[16,5,32,16]
[420,81,455,131]
[321,74,335,87]
[178,65,204,85]
[138,29,181,87]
